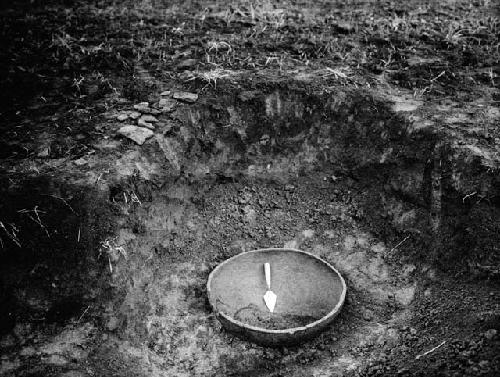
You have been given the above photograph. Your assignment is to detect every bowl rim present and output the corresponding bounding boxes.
[206,247,347,335]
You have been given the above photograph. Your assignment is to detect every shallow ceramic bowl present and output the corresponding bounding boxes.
[207,248,347,346]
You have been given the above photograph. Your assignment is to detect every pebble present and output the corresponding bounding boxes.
[177,59,198,70]
[138,118,154,129]
[37,147,50,158]
[116,113,128,122]
[137,115,158,130]
[133,102,149,111]
[117,125,154,145]
[73,158,88,166]
[128,111,141,120]
[160,90,171,96]
[159,98,176,112]
[132,103,160,115]
[140,114,158,123]
[173,91,198,103]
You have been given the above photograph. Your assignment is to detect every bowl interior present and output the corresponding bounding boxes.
[209,249,345,330]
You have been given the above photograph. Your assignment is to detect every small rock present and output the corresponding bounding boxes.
[177,59,198,70]
[118,125,154,145]
[284,184,295,191]
[484,329,497,340]
[140,114,158,123]
[137,118,154,130]
[128,111,141,120]
[173,91,198,103]
[132,103,160,115]
[159,98,176,112]
[133,102,150,112]
[73,158,88,166]
[160,90,171,96]
[116,113,128,122]
[37,147,50,158]
[147,108,161,115]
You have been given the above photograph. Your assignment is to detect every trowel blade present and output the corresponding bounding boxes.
[263,290,277,313]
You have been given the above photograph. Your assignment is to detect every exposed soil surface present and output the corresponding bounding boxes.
[233,304,321,330]
[1,0,500,376]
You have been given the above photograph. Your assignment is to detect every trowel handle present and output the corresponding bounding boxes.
[264,262,271,290]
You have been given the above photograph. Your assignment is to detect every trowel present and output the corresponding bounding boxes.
[263,263,277,313]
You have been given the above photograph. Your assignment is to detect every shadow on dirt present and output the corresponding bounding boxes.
[0,175,115,336]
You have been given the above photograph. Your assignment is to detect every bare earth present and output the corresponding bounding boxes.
[0,1,499,376]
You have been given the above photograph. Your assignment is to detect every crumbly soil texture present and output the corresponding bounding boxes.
[233,304,322,330]
[1,1,500,376]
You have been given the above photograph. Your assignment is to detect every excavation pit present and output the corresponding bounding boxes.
[0,83,498,376]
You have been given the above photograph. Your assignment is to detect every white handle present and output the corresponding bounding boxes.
[264,263,271,290]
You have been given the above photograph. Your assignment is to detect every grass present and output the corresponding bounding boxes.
[0,0,498,159]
